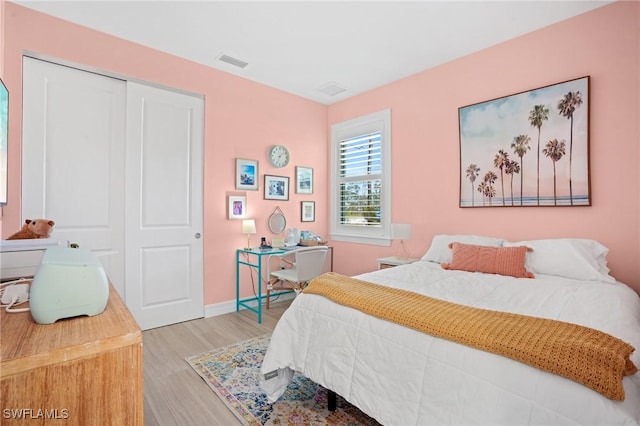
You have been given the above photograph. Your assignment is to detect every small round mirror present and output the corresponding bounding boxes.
[268,207,286,234]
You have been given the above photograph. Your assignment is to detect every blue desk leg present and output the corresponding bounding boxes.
[257,253,263,324]
[236,250,240,312]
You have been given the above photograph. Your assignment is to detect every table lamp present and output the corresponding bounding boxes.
[391,223,412,259]
[242,219,257,250]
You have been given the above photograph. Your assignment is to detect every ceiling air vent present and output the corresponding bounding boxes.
[317,82,347,96]
[218,54,249,69]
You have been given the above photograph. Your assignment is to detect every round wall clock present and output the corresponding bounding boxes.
[269,145,290,168]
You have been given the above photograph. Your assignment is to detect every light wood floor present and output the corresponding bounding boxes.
[142,300,292,426]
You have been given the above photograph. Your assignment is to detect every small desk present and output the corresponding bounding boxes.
[236,246,334,323]
[236,248,286,323]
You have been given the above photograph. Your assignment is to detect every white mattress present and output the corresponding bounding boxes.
[261,260,640,425]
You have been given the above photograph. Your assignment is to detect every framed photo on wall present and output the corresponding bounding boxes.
[301,201,315,222]
[264,175,289,200]
[295,166,313,194]
[458,76,590,207]
[235,158,259,191]
[228,195,247,219]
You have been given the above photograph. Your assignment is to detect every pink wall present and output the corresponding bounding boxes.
[2,1,639,302]
[0,0,5,235]
[328,1,640,293]
[0,1,5,77]
[1,2,328,305]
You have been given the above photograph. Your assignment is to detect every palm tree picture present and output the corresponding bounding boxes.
[504,159,520,206]
[542,138,566,206]
[465,163,481,206]
[482,171,498,206]
[510,134,531,206]
[528,104,550,205]
[558,91,584,205]
[458,76,590,207]
[493,149,509,206]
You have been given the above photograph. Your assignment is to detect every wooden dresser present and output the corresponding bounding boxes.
[1,285,143,425]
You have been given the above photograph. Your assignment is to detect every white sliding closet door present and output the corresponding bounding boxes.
[22,57,127,296]
[22,57,204,330]
[125,82,204,330]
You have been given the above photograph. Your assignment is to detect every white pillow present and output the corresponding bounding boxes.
[422,234,505,264]
[503,238,615,283]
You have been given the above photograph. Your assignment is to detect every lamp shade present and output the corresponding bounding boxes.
[391,223,412,240]
[242,219,256,234]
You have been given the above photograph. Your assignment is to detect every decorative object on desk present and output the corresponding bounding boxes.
[242,219,257,250]
[299,232,327,246]
[271,237,285,248]
[299,238,327,246]
[295,166,313,194]
[227,195,247,220]
[391,223,412,259]
[185,334,379,426]
[268,144,290,168]
[259,237,272,250]
[235,158,259,191]
[268,206,286,234]
[301,201,315,222]
[286,228,300,246]
[459,76,590,208]
[264,175,289,201]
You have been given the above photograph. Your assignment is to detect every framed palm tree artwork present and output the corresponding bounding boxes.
[458,76,590,207]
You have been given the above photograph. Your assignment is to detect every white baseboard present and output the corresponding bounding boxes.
[204,292,295,318]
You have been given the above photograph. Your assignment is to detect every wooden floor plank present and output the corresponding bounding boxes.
[142,301,291,425]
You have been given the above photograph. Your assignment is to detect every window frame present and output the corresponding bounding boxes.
[329,109,391,246]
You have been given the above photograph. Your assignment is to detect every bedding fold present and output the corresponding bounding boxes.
[304,272,638,401]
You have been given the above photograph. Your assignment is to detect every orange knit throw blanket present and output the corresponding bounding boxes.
[304,272,638,401]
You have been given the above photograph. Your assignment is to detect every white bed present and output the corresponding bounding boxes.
[261,236,640,425]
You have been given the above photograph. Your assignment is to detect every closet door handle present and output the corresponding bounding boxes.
[194,233,201,239]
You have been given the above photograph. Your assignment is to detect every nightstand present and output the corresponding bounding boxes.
[377,256,419,269]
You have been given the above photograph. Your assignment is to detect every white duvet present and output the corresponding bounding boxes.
[261,260,640,425]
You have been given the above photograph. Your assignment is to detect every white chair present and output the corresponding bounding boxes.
[266,246,328,309]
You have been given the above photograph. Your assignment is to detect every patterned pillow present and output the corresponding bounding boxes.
[442,242,534,279]
[421,234,505,264]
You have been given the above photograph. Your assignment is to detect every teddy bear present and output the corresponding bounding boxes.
[6,219,55,240]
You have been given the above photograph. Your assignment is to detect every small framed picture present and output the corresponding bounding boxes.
[301,201,315,222]
[296,166,313,194]
[264,175,289,200]
[228,195,247,219]
[236,158,259,191]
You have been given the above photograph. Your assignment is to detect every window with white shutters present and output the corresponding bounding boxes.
[330,109,391,245]
[338,132,382,226]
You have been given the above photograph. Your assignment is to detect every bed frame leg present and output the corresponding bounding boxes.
[327,389,337,411]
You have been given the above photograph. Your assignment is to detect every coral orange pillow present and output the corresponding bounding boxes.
[442,242,534,278]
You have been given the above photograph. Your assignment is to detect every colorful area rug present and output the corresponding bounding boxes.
[185,334,380,425]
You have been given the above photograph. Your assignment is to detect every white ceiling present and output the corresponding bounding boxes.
[14,1,610,105]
